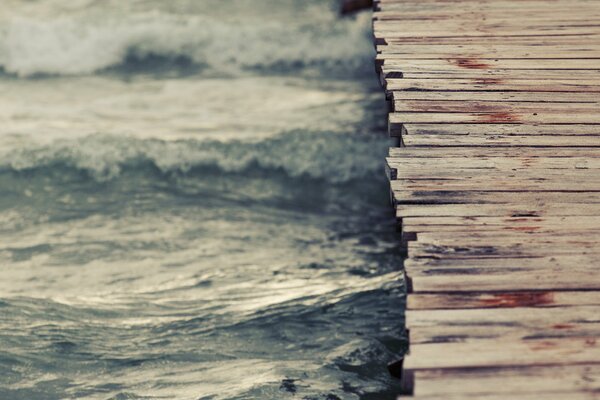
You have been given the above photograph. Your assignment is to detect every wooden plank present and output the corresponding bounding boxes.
[375,9,600,19]
[406,267,600,292]
[409,234,600,253]
[381,58,600,70]
[405,254,600,268]
[406,305,599,327]
[378,44,600,58]
[400,133,600,147]
[390,111,600,124]
[406,392,600,400]
[409,242,600,258]
[392,182,600,194]
[391,92,600,102]
[376,0,600,396]
[386,78,600,92]
[410,365,600,397]
[391,160,600,173]
[391,178,600,192]
[377,14,600,24]
[406,306,600,344]
[390,159,600,171]
[381,34,600,46]
[393,100,600,114]
[374,27,600,39]
[388,146,600,157]
[417,230,600,241]
[389,70,600,80]
[410,242,600,258]
[390,169,600,183]
[414,236,600,255]
[404,336,600,369]
[407,291,600,310]
[392,190,600,205]
[390,123,600,144]
[389,157,600,172]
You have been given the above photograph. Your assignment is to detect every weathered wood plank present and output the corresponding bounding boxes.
[392,190,600,205]
[405,254,600,268]
[375,27,600,39]
[410,243,600,258]
[418,230,600,241]
[392,92,600,102]
[400,133,600,147]
[391,177,600,192]
[406,306,600,344]
[404,336,600,369]
[390,111,600,124]
[382,58,600,71]
[383,69,600,81]
[381,33,600,46]
[405,392,599,400]
[389,157,600,173]
[378,44,600,58]
[407,291,600,310]
[406,305,599,326]
[392,182,600,194]
[406,267,600,292]
[387,78,600,92]
[410,365,600,397]
[393,100,600,115]
[388,146,600,157]
[376,0,600,396]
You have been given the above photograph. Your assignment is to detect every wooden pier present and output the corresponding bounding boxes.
[373,0,600,398]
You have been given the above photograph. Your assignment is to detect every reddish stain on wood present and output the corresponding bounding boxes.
[529,340,559,351]
[479,112,521,123]
[469,103,504,113]
[552,324,575,330]
[480,292,554,308]
[452,57,490,69]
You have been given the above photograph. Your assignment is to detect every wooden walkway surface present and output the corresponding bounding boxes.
[373,0,600,398]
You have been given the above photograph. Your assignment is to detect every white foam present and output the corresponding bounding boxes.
[0,8,372,77]
[1,132,389,183]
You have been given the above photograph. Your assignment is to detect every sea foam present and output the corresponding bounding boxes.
[2,132,389,183]
[0,11,372,77]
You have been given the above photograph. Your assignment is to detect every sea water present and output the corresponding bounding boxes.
[0,1,406,399]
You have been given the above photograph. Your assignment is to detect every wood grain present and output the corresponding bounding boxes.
[375,0,600,397]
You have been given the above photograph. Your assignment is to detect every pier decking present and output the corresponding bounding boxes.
[373,0,600,398]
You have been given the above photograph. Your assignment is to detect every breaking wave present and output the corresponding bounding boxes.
[1,131,389,183]
[0,10,373,77]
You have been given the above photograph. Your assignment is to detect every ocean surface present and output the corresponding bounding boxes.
[0,1,407,399]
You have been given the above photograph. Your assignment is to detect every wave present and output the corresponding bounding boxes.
[1,131,389,183]
[0,5,373,77]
